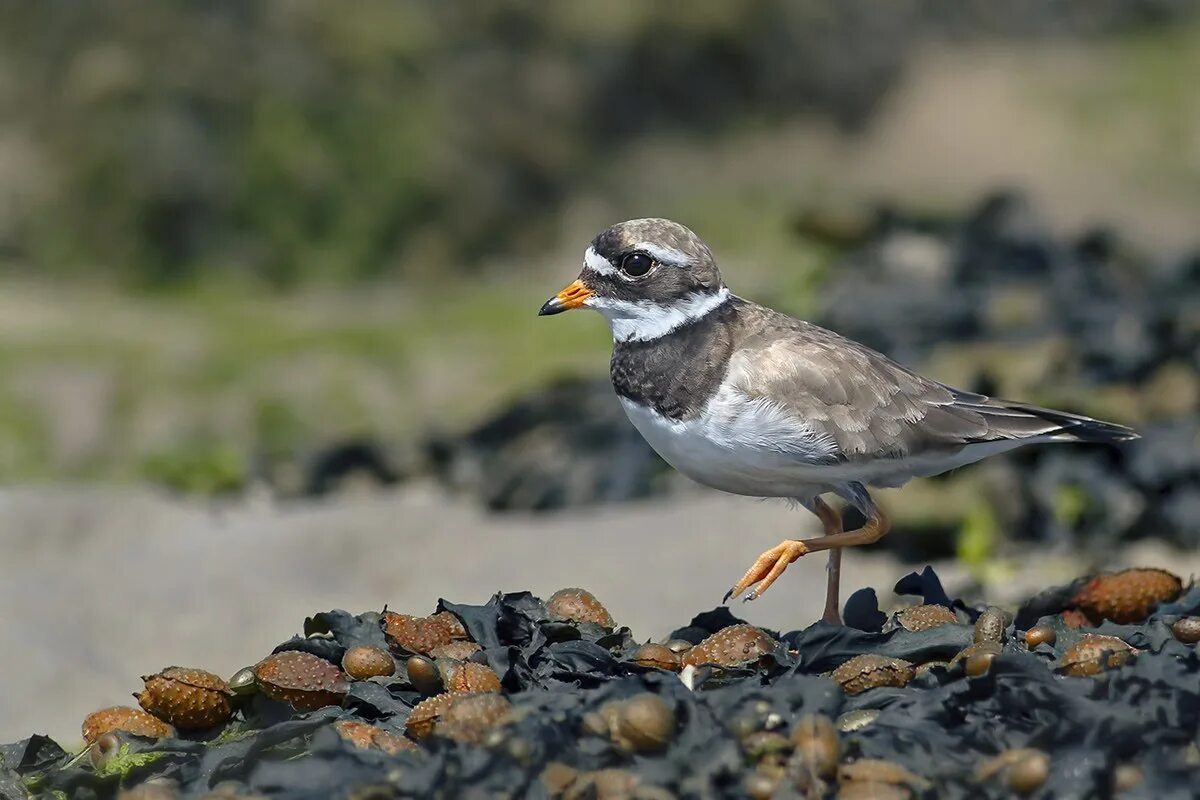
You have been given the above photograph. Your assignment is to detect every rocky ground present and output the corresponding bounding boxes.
[3,483,1198,751]
[2,507,1197,798]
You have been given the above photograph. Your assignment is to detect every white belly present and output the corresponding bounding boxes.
[618,390,840,497]
[619,389,1037,497]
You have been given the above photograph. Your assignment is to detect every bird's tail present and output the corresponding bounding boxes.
[975,400,1139,444]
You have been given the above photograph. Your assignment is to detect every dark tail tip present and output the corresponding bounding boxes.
[1063,417,1139,444]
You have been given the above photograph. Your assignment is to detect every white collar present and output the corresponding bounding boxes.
[587,288,731,343]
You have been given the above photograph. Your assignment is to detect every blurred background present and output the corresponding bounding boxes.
[1,1,1199,741]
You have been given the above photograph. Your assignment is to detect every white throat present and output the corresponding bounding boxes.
[586,287,731,342]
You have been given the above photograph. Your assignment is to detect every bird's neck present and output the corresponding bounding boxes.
[593,287,731,343]
[609,296,738,420]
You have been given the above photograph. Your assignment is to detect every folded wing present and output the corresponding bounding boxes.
[727,313,1135,466]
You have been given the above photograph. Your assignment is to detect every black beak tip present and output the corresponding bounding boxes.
[538,299,561,316]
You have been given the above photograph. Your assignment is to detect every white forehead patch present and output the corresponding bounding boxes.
[583,246,617,277]
[585,288,731,342]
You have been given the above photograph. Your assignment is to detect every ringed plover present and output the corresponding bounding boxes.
[539,218,1137,623]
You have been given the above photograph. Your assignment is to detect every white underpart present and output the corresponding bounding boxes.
[587,288,731,342]
[621,383,1057,498]
[619,387,840,498]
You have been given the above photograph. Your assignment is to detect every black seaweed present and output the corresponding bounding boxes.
[5,570,1199,799]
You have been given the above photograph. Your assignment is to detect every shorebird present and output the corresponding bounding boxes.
[539,219,1137,623]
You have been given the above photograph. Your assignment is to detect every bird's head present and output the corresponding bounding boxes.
[539,218,729,342]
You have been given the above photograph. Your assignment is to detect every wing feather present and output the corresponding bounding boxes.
[724,304,1135,466]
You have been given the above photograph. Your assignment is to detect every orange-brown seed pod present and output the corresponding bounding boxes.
[254,651,349,711]
[546,588,615,628]
[680,625,776,669]
[82,706,174,744]
[342,646,395,680]
[135,667,233,730]
[1071,568,1182,624]
[831,655,914,695]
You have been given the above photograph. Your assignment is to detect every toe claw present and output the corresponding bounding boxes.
[722,587,735,604]
[727,540,808,604]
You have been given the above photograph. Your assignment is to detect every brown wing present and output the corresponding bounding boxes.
[725,305,1133,463]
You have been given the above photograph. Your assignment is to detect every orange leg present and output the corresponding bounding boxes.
[725,505,891,607]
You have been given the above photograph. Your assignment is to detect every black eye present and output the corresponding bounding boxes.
[620,252,654,277]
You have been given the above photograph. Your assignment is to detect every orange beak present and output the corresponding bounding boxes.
[538,278,593,316]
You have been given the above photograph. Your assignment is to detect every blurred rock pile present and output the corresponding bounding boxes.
[811,192,1198,549]
[424,377,671,512]
[425,191,1198,554]
[3,569,1198,799]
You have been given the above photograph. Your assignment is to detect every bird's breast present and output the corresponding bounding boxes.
[609,302,737,420]
[617,389,839,497]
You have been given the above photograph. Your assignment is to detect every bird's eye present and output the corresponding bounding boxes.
[620,252,654,277]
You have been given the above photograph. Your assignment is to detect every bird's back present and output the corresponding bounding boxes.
[612,295,1134,493]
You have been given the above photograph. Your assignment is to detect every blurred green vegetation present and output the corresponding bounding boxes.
[0,1,1196,498]
[0,1,910,287]
[0,278,631,486]
[3,2,1194,287]
[1038,20,1200,201]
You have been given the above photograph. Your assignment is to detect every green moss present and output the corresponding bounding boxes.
[92,744,164,780]
[208,725,256,745]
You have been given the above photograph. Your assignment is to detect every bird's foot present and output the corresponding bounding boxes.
[724,539,809,603]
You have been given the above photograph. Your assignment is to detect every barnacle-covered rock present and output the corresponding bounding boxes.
[831,654,914,694]
[333,720,416,753]
[1060,634,1136,676]
[1071,568,1182,624]
[429,640,482,661]
[405,693,456,740]
[441,660,502,693]
[382,611,463,654]
[136,667,233,730]
[896,604,957,631]
[973,607,1007,643]
[680,624,775,668]
[433,693,513,744]
[254,651,348,711]
[790,714,839,779]
[82,707,173,744]
[630,643,680,671]
[546,588,614,628]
